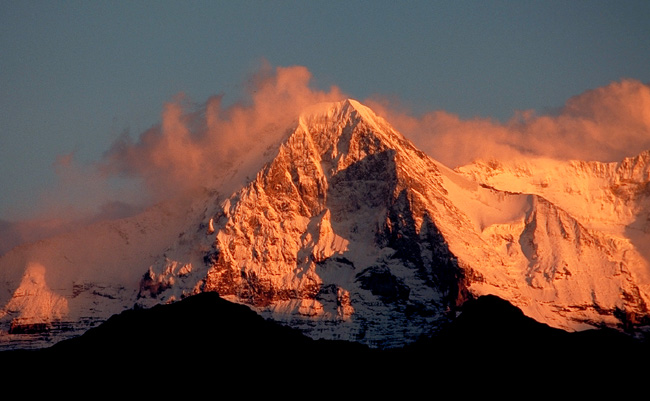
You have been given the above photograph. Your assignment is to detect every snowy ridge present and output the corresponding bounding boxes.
[0,199,194,348]
[456,154,650,329]
[456,152,650,233]
[171,98,650,342]
[456,154,650,277]
[1,99,650,350]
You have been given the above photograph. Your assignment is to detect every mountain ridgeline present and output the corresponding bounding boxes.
[1,99,650,353]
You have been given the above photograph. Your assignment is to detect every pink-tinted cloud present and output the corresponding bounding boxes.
[100,64,346,202]
[4,66,650,256]
[0,148,146,255]
[366,78,650,168]
[1,64,347,254]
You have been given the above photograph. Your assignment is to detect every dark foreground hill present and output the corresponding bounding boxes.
[2,292,649,385]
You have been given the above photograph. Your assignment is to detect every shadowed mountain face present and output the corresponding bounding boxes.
[2,99,650,352]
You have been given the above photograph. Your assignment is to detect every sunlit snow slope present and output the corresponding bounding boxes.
[1,99,649,350]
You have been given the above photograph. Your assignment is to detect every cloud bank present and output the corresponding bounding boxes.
[2,65,650,255]
[1,65,347,254]
[367,78,650,168]
[100,64,346,204]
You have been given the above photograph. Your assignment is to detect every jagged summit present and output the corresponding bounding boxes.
[295,98,411,158]
[298,98,382,122]
[2,99,650,350]
[188,99,650,343]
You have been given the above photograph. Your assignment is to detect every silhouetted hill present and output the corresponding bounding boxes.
[402,295,650,362]
[2,292,649,385]
[2,292,376,370]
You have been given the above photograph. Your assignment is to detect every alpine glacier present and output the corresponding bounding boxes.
[1,99,649,350]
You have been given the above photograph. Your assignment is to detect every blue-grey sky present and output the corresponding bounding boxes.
[1,0,650,223]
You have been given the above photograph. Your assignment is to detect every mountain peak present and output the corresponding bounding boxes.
[341,98,377,118]
[299,98,367,115]
[3,97,650,351]
[298,98,387,130]
[292,98,415,173]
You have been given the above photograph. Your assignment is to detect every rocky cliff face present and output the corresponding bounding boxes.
[138,99,650,345]
[2,99,650,350]
[192,100,471,346]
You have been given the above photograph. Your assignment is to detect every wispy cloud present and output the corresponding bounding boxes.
[3,66,650,254]
[100,64,346,202]
[2,64,346,253]
[366,78,650,167]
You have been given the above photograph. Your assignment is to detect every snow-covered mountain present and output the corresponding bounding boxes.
[2,99,649,350]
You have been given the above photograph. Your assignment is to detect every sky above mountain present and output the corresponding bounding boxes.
[1,1,650,246]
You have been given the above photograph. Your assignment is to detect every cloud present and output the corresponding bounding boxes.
[1,64,347,254]
[0,217,78,256]
[100,64,346,202]
[3,65,650,255]
[366,78,650,168]
[0,149,147,255]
